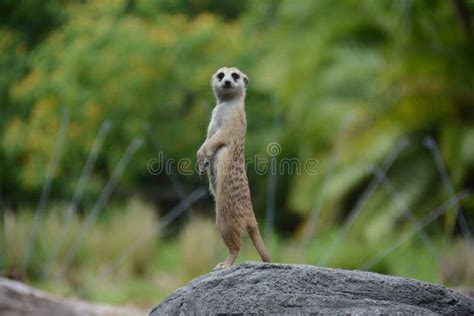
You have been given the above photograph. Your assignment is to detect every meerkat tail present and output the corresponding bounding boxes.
[248,226,271,262]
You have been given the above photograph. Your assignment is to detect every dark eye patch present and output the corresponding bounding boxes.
[231,73,240,81]
[217,72,225,81]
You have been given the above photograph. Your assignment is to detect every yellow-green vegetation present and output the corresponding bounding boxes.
[1,0,473,307]
[2,198,472,306]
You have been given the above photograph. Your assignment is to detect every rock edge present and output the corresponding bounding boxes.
[151,262,474,315]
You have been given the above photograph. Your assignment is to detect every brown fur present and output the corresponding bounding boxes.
[197,67,271,269]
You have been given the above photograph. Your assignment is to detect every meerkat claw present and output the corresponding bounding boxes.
[197,157,209,176]
[213,262,228,270]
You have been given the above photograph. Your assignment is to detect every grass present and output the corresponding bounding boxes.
[1,197,473,308]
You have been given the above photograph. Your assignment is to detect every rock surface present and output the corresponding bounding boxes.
[0,277,143,316]
[151,262,474,315]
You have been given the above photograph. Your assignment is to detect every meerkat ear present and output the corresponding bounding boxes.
[243,76,249,88]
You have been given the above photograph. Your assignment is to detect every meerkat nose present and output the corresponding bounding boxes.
[224,80,231,87]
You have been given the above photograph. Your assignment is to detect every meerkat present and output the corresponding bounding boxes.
[197,67,271,269]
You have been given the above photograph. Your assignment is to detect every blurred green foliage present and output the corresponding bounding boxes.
[4,204,472,306]
[1,0,474,306]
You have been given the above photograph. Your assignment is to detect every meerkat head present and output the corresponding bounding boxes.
[211,67,248,102]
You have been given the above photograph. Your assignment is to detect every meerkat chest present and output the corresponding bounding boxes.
[207,103,237,138]
[207,108,221,138]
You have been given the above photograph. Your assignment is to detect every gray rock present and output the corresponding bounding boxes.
[0,277,144,316]
[150,262,474,315]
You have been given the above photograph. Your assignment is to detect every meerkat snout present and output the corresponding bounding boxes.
[212,67,249,101]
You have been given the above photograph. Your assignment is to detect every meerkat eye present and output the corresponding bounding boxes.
[231,73,240,81]
[217,72,225,81]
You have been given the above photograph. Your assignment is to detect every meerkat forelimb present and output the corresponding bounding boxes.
[197,67,271,269]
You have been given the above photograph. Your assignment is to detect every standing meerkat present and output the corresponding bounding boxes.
[197,66,271,269]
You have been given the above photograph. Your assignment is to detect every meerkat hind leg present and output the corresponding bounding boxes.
[214,248,240,270]
[214,227,242,270]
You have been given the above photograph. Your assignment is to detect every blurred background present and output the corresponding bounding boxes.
[1,0,473,309]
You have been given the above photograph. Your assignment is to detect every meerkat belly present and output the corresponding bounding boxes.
[213,148,250,207]
[208,146,228,195]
